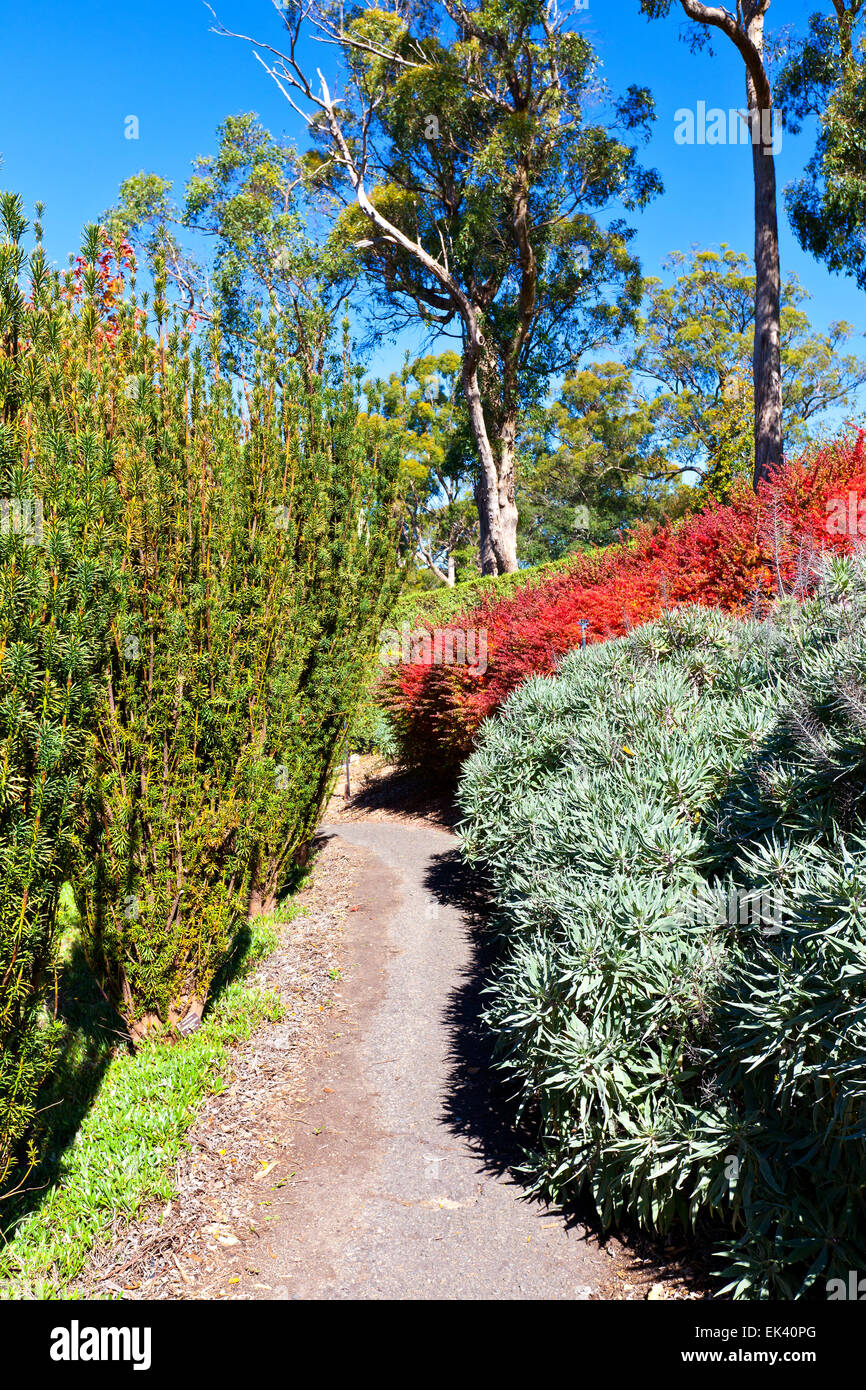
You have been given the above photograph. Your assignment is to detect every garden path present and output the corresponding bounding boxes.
[246,819,680,1300]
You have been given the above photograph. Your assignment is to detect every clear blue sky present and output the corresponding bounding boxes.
[0,0,861,391]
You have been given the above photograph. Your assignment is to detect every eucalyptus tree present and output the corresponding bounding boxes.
[641,0,784,490]
[516,363,684,562]
[632,246,866,494]
[105,113,346,382]
[364,351,478,584]
[211,0,662,573]
[776,1,866,291]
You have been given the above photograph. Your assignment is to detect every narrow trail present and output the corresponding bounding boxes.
[84,793,699,1301]
[252,819,650,1300]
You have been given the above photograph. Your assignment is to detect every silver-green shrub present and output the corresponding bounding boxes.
[458,573,866,1298]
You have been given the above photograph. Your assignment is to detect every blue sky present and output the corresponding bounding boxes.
[0,0,862,397]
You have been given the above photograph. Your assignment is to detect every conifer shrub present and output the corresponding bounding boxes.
[2,194,402,1064]
[389,432,866,775]
[239,350,404,912]
[0,197,120,1193]
[458,575,866,1298]
[71,290,402,1036]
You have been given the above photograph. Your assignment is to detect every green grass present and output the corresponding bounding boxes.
[0,889,293,1300]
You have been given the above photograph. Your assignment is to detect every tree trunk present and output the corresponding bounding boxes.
[747,42,783,488]
[674,2,784,490]
[462,355,519,575]
[248,885,277,918]
[494,413,520,572]
[474,473,498,575]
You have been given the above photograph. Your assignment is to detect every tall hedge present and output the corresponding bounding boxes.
[66,260,403,1036]
[1,193,402,1200]
[0,198,119,1193]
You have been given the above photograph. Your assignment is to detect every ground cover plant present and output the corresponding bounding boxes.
[458,565,866,1298]
[0,886,285,1299]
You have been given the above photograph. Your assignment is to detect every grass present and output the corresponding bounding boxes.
[0,886,295,1300]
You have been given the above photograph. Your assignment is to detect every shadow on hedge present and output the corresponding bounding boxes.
[424,846,604,1236]
[1,892,278,1240]
[0,933,123,1240]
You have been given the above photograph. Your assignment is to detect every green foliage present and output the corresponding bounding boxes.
[284,0,662,569]
[363,351,479,584]
[107,113,341,376]
[706,555,866,1294]
[349,694,399,760]
[244,352,405,905]
[392,554,573,627]
[322,0,660,367]
[1,190,401,1082]
[0,194,120,1195]
[777,7,866,292]
[0,902,285,1296]
[73,308,402,1034]
[632,247,866,494]
[516,362,692,560]
[458,576,866,1298]
[508,243,864,554]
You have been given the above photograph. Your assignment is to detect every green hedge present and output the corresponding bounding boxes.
[0,197,119,1194]
[73,310,401,1036]
[392,554,574,627]
[1,200,401,1193]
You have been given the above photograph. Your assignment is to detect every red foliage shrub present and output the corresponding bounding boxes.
[384,432,866,774]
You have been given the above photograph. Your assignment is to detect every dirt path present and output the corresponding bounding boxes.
[86,796,704,1301]
[260,820,610,1299]
[229,821,699,1300]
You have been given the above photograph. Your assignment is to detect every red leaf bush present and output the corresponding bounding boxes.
[384,431,866,774]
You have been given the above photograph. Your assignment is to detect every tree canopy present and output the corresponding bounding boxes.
[213,0,662,572]
[777,2,866,292]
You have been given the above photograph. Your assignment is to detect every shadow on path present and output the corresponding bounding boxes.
[423,843,716,1292]
[339,764,458,828]
[423,845,606,1239]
